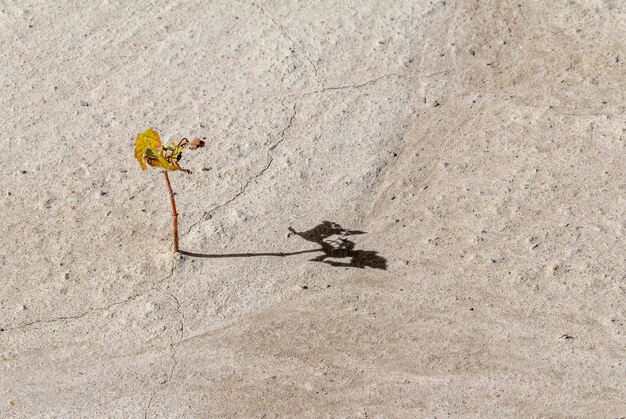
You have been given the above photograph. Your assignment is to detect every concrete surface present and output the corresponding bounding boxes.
[1,0,625,417]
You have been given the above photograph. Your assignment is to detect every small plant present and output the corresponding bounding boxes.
[134,127,205,253]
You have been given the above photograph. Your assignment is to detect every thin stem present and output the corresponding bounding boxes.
[163,172,179,253]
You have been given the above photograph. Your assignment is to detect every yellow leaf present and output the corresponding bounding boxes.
[134,128,194,173]
[135,128,163,170]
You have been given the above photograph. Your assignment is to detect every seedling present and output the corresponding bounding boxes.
[134,127,205,253]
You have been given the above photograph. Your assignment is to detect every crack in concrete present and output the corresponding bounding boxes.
[181,159,272,237]
[182,103,297,238]
[304,70,448,96]
[162,289,185,339]
[142,289,185,416]
[144,391,155,419]
[248,2,321,84]
[4,262,177,332]
[270,103,297,151]
[165,343,178,384]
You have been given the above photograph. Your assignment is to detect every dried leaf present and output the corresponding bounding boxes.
[190,138,205,149]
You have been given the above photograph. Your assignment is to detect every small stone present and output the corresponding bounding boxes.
[301,284,309,290]
[432,100,441,107]
[64,272,70,280]
[80,100,90,106]
[400,259,409,265]
[549,263,559,272]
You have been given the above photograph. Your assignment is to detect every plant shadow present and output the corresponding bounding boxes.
[180,221,387,270]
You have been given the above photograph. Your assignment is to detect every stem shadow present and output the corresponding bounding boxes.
[180,221,387,270]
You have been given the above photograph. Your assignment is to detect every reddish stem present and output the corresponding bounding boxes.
[163,172,179,253]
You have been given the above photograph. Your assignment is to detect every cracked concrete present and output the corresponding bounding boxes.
[5,258,176,332]
[1,0,625,417]
[304,70,449,96]
[248,1,322,84]
[182,102,297,238]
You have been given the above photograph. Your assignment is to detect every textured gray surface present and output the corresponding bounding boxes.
[1,1,625,417]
